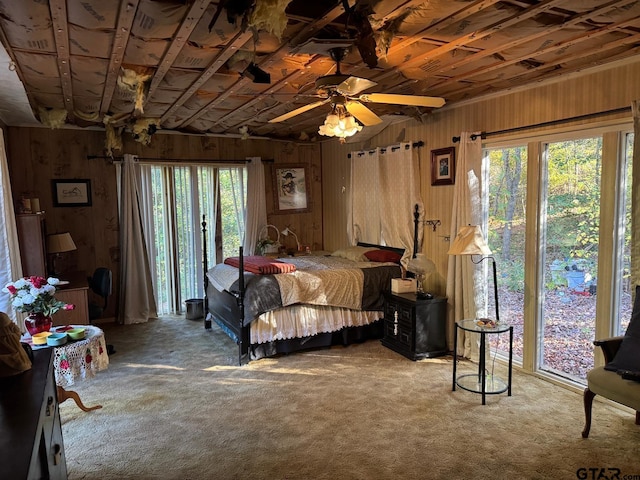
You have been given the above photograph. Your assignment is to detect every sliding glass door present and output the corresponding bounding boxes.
[539,137,602,382]
[485,145,527,365]
[483,127,633,386]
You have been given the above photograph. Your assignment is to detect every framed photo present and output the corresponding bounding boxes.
[273,164,310,214]
[52,179,92,207]
[431,147,456,186]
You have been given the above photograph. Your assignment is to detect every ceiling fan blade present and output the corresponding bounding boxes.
[337,76,377,96]
[359,93,445,108]
[345,101,382,126]
[268,100,329,123]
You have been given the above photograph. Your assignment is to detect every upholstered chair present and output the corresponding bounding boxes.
[582,286,640,438]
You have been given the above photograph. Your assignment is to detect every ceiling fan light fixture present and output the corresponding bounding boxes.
[318,104,362,139]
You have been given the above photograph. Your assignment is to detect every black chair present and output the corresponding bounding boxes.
[87,268,115,355]
[88,267,112,321]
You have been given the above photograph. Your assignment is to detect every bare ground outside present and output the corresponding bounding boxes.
[491,286,633,382]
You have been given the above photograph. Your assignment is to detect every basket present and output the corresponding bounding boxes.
[258,225,281,254]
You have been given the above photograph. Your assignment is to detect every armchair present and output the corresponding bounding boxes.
[582,336,640,438]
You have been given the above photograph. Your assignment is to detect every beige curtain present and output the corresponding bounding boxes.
[632,102,640,291]
[349,149,381,245]
[0,130,23,324]
[116,154,158,324]
[349,144,423,266]
[378,143,423,267]
[244,157,266,255]
[445,132,484,356]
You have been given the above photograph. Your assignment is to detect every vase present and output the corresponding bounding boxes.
[24,313,53,336]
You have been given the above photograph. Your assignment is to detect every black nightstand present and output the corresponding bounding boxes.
[381,292,447,360]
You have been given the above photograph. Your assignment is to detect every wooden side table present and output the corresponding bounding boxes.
[54,271,89,326]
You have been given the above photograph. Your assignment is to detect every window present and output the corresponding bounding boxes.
[485,145,527,365]
[143,164,246,315]
[483,126,632,386]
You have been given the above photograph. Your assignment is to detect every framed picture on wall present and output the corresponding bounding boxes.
[431,147,456,186]
[273,164,310,214]
[52,179,92,207]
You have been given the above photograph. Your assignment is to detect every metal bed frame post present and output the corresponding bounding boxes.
[202,215,212,330]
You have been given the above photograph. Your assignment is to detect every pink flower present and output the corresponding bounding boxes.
[64,304,75,310]
[6,285,16,294]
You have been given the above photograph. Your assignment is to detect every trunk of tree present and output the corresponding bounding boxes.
[501,148,523,261]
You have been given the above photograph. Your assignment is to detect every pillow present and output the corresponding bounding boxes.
[331,246,375,262]
[605,285,640,374]
[364,249,402,264]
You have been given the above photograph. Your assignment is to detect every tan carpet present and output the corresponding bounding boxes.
[60,316,640,480]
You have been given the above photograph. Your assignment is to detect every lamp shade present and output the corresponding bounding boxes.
[46,232,77,254]
[447,225,492,256]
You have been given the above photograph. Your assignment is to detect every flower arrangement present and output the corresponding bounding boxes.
[3,276,75,316]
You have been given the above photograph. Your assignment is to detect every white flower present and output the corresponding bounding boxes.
[12,297,23,307]
[14,278,28,288]
[21,294,35,305]
[47,277,60,285]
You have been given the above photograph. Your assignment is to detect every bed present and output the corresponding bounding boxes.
[202,206,421,364]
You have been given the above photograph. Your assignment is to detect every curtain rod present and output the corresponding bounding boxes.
[87,155,274,163]
[347,140,424,158]
[451,106,632,143]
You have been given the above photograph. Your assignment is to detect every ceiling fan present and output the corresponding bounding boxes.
[268,48,445,129]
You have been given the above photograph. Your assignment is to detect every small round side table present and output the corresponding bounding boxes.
[452,319,513,405]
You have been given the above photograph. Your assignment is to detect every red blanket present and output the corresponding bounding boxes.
[224,256,297,275]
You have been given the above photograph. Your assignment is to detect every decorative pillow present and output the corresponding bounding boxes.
[364,249,402,264]
[331,246,375,262]
[605,285,640,374]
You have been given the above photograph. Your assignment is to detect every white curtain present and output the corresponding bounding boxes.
[244,157,266,255]
[116,154,158,324]
[378,143,423,266]
[0,130,23,323]
[632,101,640,291]
[349,143,423,266]
[445,132,484,356]
[349,149,381,245]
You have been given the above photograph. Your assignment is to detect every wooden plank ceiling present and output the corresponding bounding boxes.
[0,0,639,145]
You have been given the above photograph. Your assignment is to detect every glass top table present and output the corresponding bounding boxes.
[452,319,513,405]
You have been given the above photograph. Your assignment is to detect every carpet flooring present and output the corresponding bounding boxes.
[59,316,640,480]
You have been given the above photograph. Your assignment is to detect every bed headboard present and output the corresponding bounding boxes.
[356,242,405,258]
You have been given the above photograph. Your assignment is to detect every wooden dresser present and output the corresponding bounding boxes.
[0,348,68,479]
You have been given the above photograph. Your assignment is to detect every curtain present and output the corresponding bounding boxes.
[378,143,423,266]
[445,132,484,357]
[632,101,640,292]
[349,149,381,245]
[244,157,266,255]
[0,130,23,323]
[349,143,423,266]
[117,154,158,324]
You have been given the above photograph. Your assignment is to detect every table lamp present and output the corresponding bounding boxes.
[46,232,77,276]
[447,225,500,322]
[407,253,436,299]
[281,227,301,252]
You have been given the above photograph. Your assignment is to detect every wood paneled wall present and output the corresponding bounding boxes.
[6,128,322,318]
[321,58,640,296]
